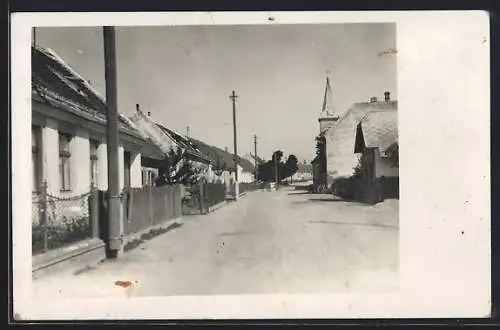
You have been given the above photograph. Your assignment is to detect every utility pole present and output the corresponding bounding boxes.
[103,26,122,259]
[253,134,258,182]
[274,154,279,191]
[230,90,239,199]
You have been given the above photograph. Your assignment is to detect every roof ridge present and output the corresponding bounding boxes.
[360,108,398,122]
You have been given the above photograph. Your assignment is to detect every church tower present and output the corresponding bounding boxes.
[318,76,340,133]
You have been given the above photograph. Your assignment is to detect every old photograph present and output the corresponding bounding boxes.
[11,11,490,320]
[29,23,399,297]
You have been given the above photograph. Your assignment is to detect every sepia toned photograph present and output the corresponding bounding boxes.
[11,11,490,320]
[29,23,399,297]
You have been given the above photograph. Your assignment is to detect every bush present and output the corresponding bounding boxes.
[32,215,91,253]
[331,177,360,200]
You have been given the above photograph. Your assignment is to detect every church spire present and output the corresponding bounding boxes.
[321,76,336,117]
[318,74,339,133]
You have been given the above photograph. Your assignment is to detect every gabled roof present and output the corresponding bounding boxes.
[156,124,211,164]
[354,110,398,155]
[332,100,398,133]
[31,45,144,137]
[189,138,255,173]
[243,153,264,166]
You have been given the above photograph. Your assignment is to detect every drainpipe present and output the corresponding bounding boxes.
[103,26,123,258]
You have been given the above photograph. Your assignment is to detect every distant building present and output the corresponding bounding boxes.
[324,92,397,186]
[291,163,313,182]
[189,138,256,184]
[354,110,399,202]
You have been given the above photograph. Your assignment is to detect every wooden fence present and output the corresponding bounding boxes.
[182,182,227,215]
[228,181,259,197]
[122,185,182,235]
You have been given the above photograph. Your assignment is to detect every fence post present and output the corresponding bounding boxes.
[148,185,154,226]
[126,188,134,235]
[90,185,99,239]
[176,185,181,217]
[199,180,205,214]
[170,185,179,219]
[41,180,49,253]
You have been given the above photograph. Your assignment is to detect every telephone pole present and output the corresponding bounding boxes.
[230,90,239,199]
[103,26,123,259]
[274,154,279,191]
[253,134,260,182]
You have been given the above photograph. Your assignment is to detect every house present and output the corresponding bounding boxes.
[354,109,399,203]
[31,45,164,196]
[291,163,313,182]
[31,45,164,254]
[126,107,212,187]
[189,139,256,184]
[324,92,397,187]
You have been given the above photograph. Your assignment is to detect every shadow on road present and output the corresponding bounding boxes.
[287,192,310,195]
[308,198,344,202]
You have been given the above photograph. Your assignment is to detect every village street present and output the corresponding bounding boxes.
[33,188,399,298]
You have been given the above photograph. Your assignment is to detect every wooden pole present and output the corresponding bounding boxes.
[253,134,258,182]
[230,90,239,198]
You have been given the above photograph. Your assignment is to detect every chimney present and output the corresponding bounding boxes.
[370,97,378,103]
[147,111,151,117]
[384,91,391,102]
[225,147,228,152]
[136,103,140,112]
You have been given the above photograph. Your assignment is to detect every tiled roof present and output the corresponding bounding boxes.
[333,100,398,132]
[325,97,398,179]
[243,153,264,165]
[189,138,255,173]
[156,124,210,163]
[358,110,398,154]
[31,45,142,136]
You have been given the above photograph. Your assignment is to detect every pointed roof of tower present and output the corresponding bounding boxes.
[320,76,339,119]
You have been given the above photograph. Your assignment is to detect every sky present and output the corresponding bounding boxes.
[35,23,397,163]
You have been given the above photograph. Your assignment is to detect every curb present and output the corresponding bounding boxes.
[208,200,229,213]
[124,217,183,246]
[32,238,106,280]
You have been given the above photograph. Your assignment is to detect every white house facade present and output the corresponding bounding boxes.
[31,46,164,200]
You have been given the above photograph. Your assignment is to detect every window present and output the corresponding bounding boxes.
[90,140,99,187]
[124,151,131,189]
[32,126,41,192]
[59,133,72,191]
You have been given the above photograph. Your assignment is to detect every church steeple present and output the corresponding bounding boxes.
[318,75,339,133]
[321,76,335,115]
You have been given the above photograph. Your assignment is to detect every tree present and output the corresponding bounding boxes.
[257,150,299,182]
[155,146,201,186]
[314,132,327,184]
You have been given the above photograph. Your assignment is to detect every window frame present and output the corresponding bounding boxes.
[89,139,99,188]
[59,132,72,192]
[32,126,41,193]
